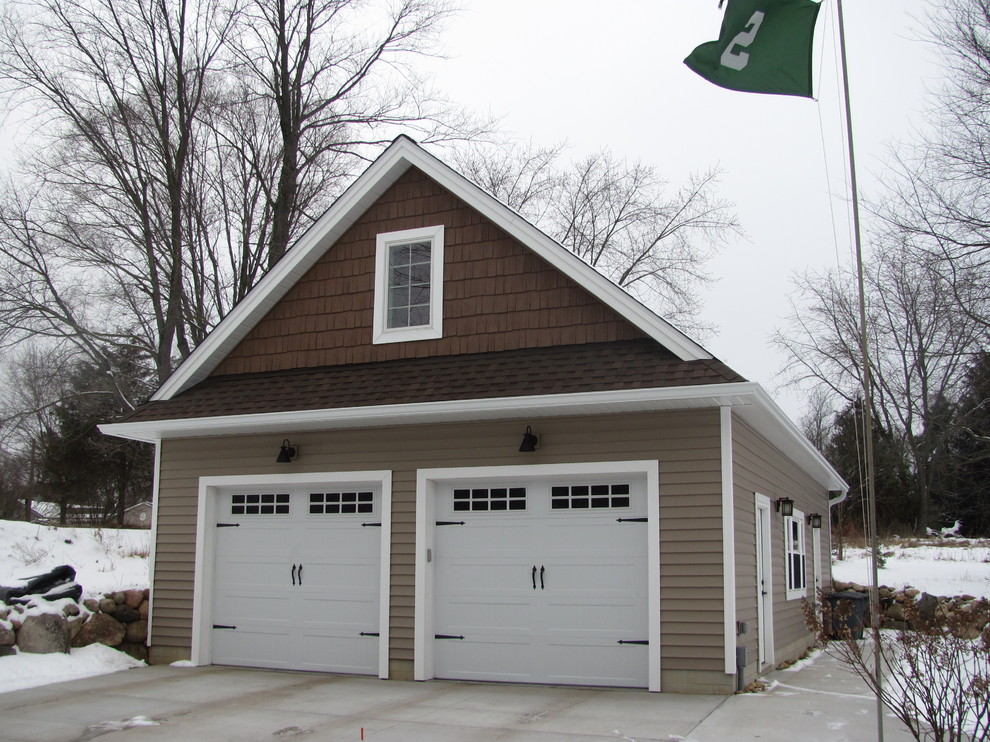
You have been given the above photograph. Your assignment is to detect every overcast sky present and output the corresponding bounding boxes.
[425,0,940,421]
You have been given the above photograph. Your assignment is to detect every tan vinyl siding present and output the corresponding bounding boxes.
[151,408,724,684]
[732,415,830,677]
[211,167,646,377]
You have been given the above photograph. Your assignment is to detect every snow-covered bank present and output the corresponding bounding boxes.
[0,519,150,597]
[1,520,151,694]
[832,541,990,598]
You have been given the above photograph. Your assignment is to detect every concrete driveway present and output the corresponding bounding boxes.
[1,651,915,742]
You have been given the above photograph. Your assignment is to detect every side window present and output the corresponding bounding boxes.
[373,225,444,344]
[784,510,807,600]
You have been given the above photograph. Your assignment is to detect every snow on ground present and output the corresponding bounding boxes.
[831,540,990,598]
[0,519,151,695]
[0,644,145,694]
[0,519,150,596]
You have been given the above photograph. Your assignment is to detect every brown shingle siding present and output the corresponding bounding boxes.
[210,167,650,376]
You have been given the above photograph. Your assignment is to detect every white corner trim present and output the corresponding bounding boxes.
[151,136,712,402]
[145,442,162,649]
[413,460,661,692]
[190,470,392,679]
[720,406,737,676]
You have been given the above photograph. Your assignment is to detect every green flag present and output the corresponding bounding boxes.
[684,0,822,98]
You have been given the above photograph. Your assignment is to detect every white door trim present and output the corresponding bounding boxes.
[191,470,392,678]
[754,493,775,669]
[414,460,661,692]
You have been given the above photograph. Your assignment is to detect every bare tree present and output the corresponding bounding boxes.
[0,0,238,387]
[870,0,990,331]
[774,246,986,532]
[0,0,485,390]
[453,141,740,336]
[232,0,489,267]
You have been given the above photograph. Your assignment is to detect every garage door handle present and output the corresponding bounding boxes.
[298,564,303,585]
[540,565,545,590]
[532,565,537,590]
[291,564,297,585]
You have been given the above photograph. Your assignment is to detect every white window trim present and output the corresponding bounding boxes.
[372,224,444,344]
[784,508,807,601]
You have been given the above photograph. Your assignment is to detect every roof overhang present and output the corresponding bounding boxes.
[101,381,847,493]
[152,136,712,402]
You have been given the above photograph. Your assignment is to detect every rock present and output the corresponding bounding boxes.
[0,627,15,646]
[0,646,15,657]
[83,598,100,612]
[119,642,148,662]
[886,602,906,621]
[124,619,148,644]
[112,591,126,605]
[123,590,144,609]
[916,593,939,623]
[951,623,982,640]
[71,613,125,648]
[850,583,866,593]
[98,598,117,614]
[67,617,85,641]
[0,608,8,621]
[16,614,70,654]
[62,603,80,617]
[114,605,140,624]
[832,580,849,591]
[138,600,150,620]
[905,588,921,598]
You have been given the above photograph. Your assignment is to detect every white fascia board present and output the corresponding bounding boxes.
[153,138,710,402]
[104,382,760,443]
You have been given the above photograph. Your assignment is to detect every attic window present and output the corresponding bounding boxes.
[373,225,444,344]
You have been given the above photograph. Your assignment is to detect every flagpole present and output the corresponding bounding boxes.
[834,1,884,740]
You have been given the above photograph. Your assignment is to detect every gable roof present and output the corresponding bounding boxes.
[152,135,712,403]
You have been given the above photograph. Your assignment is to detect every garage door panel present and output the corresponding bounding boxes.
[296,632,377,674]
[438,598,533,634]
[436,639,535,683]
[212,627,291,670]
[545,642,648,687]
[438,560,535,593]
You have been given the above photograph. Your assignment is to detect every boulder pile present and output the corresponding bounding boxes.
[831,580,989,636]
[0,588,149,660]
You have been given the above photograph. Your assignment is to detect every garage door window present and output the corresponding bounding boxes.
[453,487,527,512]
[231,493,290,515]
[550,483,630,510]
[309,491,374,515]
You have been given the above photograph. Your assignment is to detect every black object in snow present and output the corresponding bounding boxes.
[0,564,82,604]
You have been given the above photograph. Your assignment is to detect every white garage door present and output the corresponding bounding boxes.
[433,478,649,687]
[211,487,381,674]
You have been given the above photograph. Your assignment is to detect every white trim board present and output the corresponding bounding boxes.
[190,470,392,679]
[152,136,710,402]
[720,406,736,677]
[413,460,662,692]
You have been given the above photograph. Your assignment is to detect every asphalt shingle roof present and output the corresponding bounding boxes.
[118,339,746,424]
